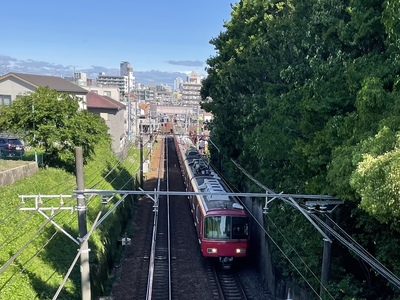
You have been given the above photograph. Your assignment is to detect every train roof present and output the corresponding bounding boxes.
[181,139,246,214]
[192,174,245,213]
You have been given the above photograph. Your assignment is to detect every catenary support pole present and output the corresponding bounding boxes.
[320,216,333,297]
[140,134,144,189]
[75,147,91,300]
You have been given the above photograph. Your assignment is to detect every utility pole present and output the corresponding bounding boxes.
[135,96,138,138]
[140,134,143,189]
[127,84,132,141]
[75,147,91,300]
[320,216,333,298]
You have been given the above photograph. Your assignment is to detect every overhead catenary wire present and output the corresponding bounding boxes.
[310,213,400,289]
[230,158,400,291]
[0,138,147,293]
[0,227,62,294]
[0,217,53,275]
[213,159,333,299]
[52,201,106,300]
[266,215,335,299]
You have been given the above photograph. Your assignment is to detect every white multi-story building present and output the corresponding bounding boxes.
[74,72,87,85]
[95,62,135,101]
[181,71,202,106]
[96,74,126,100]
[134,85,155,102]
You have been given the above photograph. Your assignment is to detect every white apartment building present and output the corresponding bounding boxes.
[74,71,87,85]
[134,86,155,102]
[96,73,127,101]
[181,71,202,106]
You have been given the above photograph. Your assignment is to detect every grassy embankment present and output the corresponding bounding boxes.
[0,140,143,299]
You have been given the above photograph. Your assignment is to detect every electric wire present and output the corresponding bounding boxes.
[33,139,149,289]
[0,211,36,249]
[310,213,400,289]
[0,216,53,275]
[231,158,400,293]
[235,190,323,299]
[52,203,105,300]
[2,135,175,296]
[0,140,144,293]
[200,153,327,298]
[229,159,334,298]
[267,214,335,299]
[0,176,75,231]
[0,136,130,230]
[0,195,79,294]
[0,226,60,294]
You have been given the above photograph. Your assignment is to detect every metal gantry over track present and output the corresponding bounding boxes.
[16,146,400,300]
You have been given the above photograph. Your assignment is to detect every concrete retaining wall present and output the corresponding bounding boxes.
[0,162,39,186]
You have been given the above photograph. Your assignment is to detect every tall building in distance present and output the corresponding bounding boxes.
[174,77,183,92]
[95,62,135,100]
[120,61,135,90]
[181,71,202,106]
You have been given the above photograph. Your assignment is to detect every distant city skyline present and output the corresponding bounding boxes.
[0,0,236,86]
[0,55,198,88]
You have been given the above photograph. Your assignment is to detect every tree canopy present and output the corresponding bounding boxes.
[0,86,110,171]
[201,0,400,298]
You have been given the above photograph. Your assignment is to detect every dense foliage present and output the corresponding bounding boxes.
[201,0,400,299]
[0,140,140,299]
[0,86,110,172]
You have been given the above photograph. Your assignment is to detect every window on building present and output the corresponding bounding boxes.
[0,95,12,105]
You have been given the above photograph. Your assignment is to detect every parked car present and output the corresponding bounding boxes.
[0,137,25,157]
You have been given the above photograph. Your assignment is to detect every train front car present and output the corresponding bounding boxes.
[195,176,249,269]
[180,146,249,269]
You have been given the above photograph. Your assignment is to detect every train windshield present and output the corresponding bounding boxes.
[204,216,248,239]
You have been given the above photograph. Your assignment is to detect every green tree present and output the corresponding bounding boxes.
[0,86,110,171]
[201,0,400,297]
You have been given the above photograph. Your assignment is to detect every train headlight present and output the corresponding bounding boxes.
[207,248,218,254]
[236,248,246,254]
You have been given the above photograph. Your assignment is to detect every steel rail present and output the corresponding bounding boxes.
[146,135,165,300]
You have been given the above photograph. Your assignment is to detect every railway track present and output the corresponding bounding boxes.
[215,267,248,300]
[111,134,273,300]
[147,135,172,299]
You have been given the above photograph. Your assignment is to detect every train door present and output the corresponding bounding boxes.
[196,204,202,241]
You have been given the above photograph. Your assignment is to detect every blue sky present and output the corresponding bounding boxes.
[0,0,236,83]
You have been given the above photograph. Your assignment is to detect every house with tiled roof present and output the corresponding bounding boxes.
[0,72,88,109]
[0,72,128,154]
[87,91,126,153]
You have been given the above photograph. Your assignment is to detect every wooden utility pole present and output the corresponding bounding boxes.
[75,147,91,300]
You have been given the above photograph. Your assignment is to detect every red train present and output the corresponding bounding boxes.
[175,135,249,268]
